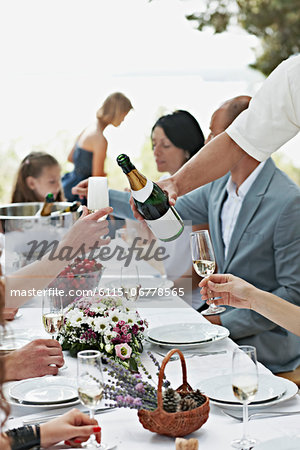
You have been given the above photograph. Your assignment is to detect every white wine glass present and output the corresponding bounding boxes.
[77,350,108,449]
[42,294,63,340]
[190,230,226,315]
[87,177,109,219]
[232,345,258,449]
[121,265,141,303]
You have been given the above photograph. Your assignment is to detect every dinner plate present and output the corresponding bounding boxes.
[4,384,80,409]
[197,376,298,410]
[255,436,300,450]
[198,374,286,405]
[9,377,78,405]
[146,324,229,349]
[148,322,221,344]
[0,329,42,352]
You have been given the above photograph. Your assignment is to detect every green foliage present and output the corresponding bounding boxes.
[272,154,300,186]
[186,0,300,75]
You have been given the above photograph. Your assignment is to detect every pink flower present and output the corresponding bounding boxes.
[135,383,145,393]
[115,343,132,360]
[118,320,125,327]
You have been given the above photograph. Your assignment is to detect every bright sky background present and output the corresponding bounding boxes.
[0,0,299,167]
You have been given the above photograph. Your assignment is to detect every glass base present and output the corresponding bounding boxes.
[231,437,256,449]
[202,305,226,315]
[81,437,109,449]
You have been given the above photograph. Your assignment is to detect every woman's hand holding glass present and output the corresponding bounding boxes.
[190,230,225,315]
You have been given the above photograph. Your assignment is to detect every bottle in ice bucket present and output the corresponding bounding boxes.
[116,154,184,241]
[40,193,55,216]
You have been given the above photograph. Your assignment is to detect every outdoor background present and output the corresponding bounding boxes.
[1,0,300,203]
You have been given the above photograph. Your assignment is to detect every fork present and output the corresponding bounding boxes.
[153,350,227,360]
[222,409,300,421]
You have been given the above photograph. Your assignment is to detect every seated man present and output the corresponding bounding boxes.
[173,96,300,373]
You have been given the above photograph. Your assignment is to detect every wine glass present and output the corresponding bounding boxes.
[42,293,63,340]
[77,350,107,449]
[87,176,109,219]
[190,230,226,315]
[121,265,141,303]
[231,345,258,449]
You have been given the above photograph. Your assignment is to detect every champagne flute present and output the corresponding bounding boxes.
[121,265,141,303]
[42,293,63,340]
[87,177,109,219]
[190,230,226,315]
[77,350,107,449]
[232,345,258,449]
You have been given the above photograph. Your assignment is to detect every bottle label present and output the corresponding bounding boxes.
[132,179,153,202]
[145,207,183,241]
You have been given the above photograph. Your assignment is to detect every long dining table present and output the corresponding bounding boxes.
[4,289,300,450]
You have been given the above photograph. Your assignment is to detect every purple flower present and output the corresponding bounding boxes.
[135,383,145,394]
[124,395,134,405]
[131,324,138,335]
[133,398,142,407]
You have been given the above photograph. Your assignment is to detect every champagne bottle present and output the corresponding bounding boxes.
[51,201,81,216]
[40,193,55,216]
[116,154,184,241]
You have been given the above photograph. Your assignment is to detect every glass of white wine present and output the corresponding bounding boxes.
[232,345,258,449]
[121,265,141,303]
[77,350,107,449]
[190,230,226,315]
[42,293,64,340]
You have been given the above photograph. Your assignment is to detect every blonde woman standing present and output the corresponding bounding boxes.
[62,92,133,201]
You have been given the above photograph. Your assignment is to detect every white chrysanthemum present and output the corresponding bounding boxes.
[82,316,95,327]
[66,308,85,326]
[93,316,110,333]
[107,309,122,324]
[125,310,139,324]
[104,330,117,342]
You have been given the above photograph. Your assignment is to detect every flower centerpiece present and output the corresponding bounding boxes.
[59,294,148,371]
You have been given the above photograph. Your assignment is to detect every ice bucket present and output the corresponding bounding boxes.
[0,202,81,233]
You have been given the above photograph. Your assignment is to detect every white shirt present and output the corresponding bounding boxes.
[221,162,265,258]
[226,55,300,161]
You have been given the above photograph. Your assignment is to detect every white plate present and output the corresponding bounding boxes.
[198,376,298,410]
[255,436,300,450]
[9,377,78,405]
[198,374,286,405]
[146,324,229,348]
[148,322,221,344]
[4,383,80,409]
[0,337,30,352]
[0,328,41,352]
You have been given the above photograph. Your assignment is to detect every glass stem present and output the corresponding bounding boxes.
[242,402,248,441]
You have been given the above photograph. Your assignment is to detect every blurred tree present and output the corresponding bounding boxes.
[185,0,300,76]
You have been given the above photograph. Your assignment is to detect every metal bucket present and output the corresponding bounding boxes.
[0,202,81,233]
[0,202,82,272]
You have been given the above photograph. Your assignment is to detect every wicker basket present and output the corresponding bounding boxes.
[138,348,210,437]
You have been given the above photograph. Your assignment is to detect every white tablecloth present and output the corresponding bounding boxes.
[5,295,300,449]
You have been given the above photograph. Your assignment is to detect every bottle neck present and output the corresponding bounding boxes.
[126,169,148,191]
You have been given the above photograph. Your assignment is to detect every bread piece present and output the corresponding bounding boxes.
[175,437,199,450]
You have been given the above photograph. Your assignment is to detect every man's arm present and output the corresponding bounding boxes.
[157,133,246,204]
[3,339,64,380]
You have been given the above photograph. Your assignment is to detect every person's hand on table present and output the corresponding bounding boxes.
[199,273,254,309]
[71,178,88,199]
[3,307,18,321]
[3,339,64,380]
[40,409,101,448]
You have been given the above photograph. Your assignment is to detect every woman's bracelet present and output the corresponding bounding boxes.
[6,424,40,450]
